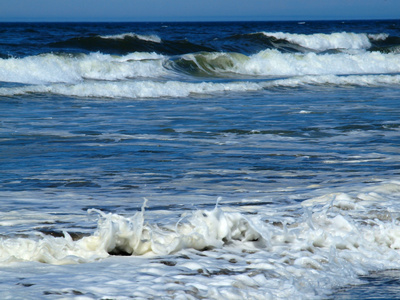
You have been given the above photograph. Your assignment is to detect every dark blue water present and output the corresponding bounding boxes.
[1,20,399,57]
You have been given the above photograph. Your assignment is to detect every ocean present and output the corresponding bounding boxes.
[0,20,400,299]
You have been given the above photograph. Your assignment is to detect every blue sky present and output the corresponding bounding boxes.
[0,0,399,22]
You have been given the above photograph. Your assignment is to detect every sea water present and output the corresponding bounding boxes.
[0,20,400,299]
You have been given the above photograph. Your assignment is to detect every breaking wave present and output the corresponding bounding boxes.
[0,29,399,99]
[171,49,400,77]
[213,31,399,54]
[100,32,162,43]
[260,32,386,52]
[0,52,168,84]
[1,48,399,86]
[1,180,400,299]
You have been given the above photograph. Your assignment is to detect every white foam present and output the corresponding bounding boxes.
[180,49,400,78]
[0,202,262,263]
[262,32,386,51]
[0,80,263,98]
[1,74,399,99]
[0,52,167,84]
[263,74,400,88]
[100,32,162,43]
[2,181,400,298]
[238,49,400,76]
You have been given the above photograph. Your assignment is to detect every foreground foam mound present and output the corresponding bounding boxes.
[1,181,400,298]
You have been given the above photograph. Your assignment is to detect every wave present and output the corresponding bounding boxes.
[2,181,400,261]
[49,33,215,55]
[172,50,400,77]
[1,181,400,298]
[0,52,168,84]
[0,200,264,263]
[212,31,400,55]
[0,48,399,92]
[210,32,311,54]
[100,32,162,43]
[260,32,382,52]
[0,80,263,98]
[1,74,399,99]
[370,35,400,53]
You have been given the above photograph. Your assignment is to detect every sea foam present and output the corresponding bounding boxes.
[100,33,162,43]
[0,52,167,84]
[2,181,400,299]
[261,32,387,52]
[1,75,400,99]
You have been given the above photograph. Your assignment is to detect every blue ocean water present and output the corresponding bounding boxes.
[0,20,400,299]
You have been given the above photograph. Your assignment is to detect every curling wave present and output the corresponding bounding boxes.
[171,49,400,77]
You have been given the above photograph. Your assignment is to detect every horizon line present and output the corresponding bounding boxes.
[0,17,399,23]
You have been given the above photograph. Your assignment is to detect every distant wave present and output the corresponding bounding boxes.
[261,32,378,52]
[49,33,215,55]
[44,31,400,57]
[209,32,310,54]
[100,32,162,43]
[258,31,400,54]
[208,31,400,55]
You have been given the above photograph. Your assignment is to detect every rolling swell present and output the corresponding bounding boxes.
[45,30,400,57]
[181,31,400,55]
[49,34,215,55]
[210,32,313,54]
[213,31,400,54]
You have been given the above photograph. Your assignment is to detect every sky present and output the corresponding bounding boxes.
[0,0,399,22]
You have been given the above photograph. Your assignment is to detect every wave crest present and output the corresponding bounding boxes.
[0,52,167,84]
[171,49,400,77]
[261,32,376,52]
[100,32,162,43]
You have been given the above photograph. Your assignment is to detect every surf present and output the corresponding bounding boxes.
[1,180,400,299]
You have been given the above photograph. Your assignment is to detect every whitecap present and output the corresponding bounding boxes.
[262,31,379,51]
[100,32,162,43]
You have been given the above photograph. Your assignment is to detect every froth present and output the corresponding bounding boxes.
[0,80,263,98]
[263,74,400,88]
[0,52,167,85]
[262,32,381,51]
[1,74,400,99]
[0,202,261,263]
[242,49,400,76]
[100,33,162,43]
[2,181,400,298]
